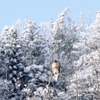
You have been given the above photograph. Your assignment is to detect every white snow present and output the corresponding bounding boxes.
[33,64,44,71]
[24,66,31,73]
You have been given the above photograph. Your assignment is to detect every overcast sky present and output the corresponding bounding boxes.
[0,0,100,32]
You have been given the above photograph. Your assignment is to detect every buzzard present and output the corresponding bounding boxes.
[51,60,61,81]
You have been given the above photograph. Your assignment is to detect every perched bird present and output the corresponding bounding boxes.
[51,60,61,81]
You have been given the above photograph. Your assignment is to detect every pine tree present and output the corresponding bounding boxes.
[41,8,78,73]
[22,20,46,65]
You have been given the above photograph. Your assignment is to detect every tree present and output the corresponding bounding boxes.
[70,11,100,99]
[22,20,46,65]
[0,20,47,99]
[41,8,78,74]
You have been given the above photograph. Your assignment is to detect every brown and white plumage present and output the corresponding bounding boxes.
[51,60,60,81]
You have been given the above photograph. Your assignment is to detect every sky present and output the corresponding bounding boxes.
[0,0,100,32]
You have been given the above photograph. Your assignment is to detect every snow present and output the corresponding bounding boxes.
[33,64,44,71]
[39,74,48,82]
[16,44,21,48]
[24,66,31,73]
[73,66,93,80]
[13,66,17,69]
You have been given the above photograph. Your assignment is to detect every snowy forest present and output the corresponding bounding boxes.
[0,8,100,100]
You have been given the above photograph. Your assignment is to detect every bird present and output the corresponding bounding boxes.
[51,60,61,81]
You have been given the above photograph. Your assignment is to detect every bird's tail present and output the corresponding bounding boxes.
[54,74,59,81]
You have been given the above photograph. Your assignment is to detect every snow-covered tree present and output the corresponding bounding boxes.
[0,20,47,99]
[41,8,78,75]
[69,11,100,100]
[21,20,46,65]
[0,26,29,97]
[74,11,100,54]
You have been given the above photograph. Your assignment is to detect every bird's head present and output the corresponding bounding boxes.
[54,60,57,63]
